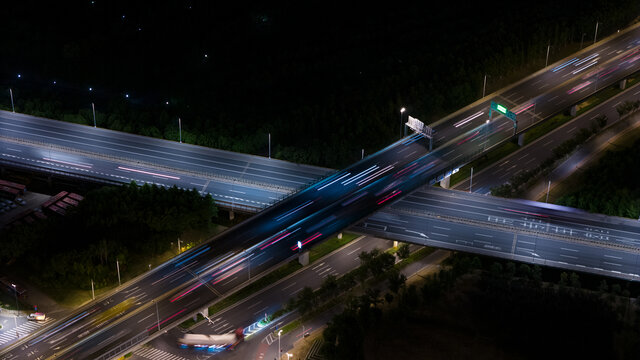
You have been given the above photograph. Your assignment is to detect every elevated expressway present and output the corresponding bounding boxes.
[2,22,640,360]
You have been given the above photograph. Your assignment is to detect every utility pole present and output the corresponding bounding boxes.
[177,238,181,254]
[92,102,96,128]
[469,167,473,193]
[178,118,182,143]
[400,107,405,138]
[91,279,95,300]
[268,133,271,159]
[594,21,599,44]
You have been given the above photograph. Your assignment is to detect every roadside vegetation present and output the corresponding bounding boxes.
[0,182,217,304]
[319,252,640,360]
[554,133,640,217]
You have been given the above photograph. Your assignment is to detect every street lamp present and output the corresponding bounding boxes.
[545,42,551,67]
[178,117,182,143]
[9,88,15,113]
[154,300,161,331]
[278,329,283,357]
[400,107,405,138]
[91,102,96,128]
[594,21,599,44]
[482,74,487,98]
[11,284,18,338]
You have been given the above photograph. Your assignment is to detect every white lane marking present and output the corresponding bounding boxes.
[137,313,155,324]
[433,226,450,230]
[289,287,303,296]
[347,247,362,255]
[560,254,577,259]
[229,189,246,194]
[431,232,449,237]
[475,233,493,238]
[604,254,622,260]
[561,247,579,252]
[603,262,622,267]
[282,282,297,290]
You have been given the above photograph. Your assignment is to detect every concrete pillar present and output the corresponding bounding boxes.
[440,176,450,189]
[619,78,627,90]
[570,105,577,117]
[337,233,342,240]
[229,210,235,221]
[517,133,525,147]
[298,251,309,266]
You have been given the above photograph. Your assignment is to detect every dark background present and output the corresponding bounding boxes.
[1,1,638,167]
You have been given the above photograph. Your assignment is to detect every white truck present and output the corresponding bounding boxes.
[178,328,244,350]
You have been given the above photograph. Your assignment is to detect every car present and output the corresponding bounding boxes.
[27,312,46,321]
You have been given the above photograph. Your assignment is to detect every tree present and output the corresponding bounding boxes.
[387,269,407,294]
[296,287,317,315]
[396,243,411,260]
[569,272,581,289]
[320,274,339,300]
[559,272,569,287]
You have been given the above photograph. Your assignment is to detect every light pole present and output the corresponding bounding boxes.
[154,300,161,331]
[580,32,586,49]
[482,74,487,98]
[116,259,121,286]
[400,107,405,138]
[11,284,19,338]
[361,148,364,159]
[178,118,182,143]
[177,238,181,254]
[469,167,473,193]
[545,42,550,67]
[278,329,283,358]
[593,21,599,44]
[268,133,271,159]
[91,279,95,300]
[546,180,551,203]
[92,102,96,128]
[9,88,15,113]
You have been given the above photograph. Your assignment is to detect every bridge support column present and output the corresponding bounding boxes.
[620,78,627,90]
[440,176,450,189]
[570,105,577,117]
[298,251,309,266]
[517,133,525,147]
[229,210,235,221]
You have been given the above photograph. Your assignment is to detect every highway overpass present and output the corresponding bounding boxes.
[2,20,640,360]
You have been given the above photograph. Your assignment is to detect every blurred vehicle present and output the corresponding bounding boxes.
[28,312,46,321]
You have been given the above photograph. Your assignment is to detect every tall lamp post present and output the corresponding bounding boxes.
[92,102,96,128]
[9,88,15,113]
[278,329,283,358]
[178,118,182,143]
[594,21,599,44]
[482,74,487,98]
[400,107,405,139]
[11,284,19,338]
[545,42,550,67]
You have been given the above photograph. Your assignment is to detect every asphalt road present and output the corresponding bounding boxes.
[359,186,640,280]
[3,20,640,360]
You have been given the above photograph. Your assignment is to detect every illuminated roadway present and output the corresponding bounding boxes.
[2,22,640,360]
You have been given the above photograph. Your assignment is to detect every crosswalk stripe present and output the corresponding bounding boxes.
[134,346,190,360]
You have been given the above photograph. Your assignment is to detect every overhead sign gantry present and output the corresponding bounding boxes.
[406,116,434,151]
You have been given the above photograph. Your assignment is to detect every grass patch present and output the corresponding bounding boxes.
[279,319,302,335]
[309,232,358,263]
[396,247,437,269]
[179,313,204,329]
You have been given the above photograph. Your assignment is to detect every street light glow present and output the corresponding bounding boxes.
[400,107,405,113]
